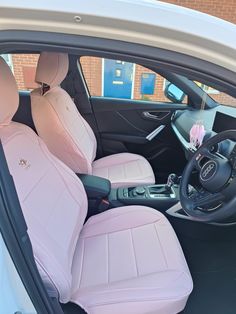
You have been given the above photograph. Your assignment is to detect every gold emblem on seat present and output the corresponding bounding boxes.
[19,159,31,169]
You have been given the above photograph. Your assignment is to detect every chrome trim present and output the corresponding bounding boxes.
[166,202,236,226]
[200,160,217,181]
[143,111,170,121]
[146,125,165,141]
[147,185,176,199]
[166,202,192,220]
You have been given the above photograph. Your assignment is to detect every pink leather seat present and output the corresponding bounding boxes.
[30,52,155,188]
[71,206,193,314]
[0,57,192,313]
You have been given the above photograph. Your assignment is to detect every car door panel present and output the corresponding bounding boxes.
[92,97,186,132]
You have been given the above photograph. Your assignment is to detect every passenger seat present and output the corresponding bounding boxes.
[30,52,155,188]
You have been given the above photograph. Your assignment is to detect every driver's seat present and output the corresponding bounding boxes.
[0,57,192,313]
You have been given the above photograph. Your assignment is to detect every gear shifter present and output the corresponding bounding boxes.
[165,173,179,191]
[148,174,179,196]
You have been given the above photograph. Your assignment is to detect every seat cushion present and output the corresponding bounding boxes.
[71,206,193,314]
[92,153,155,188]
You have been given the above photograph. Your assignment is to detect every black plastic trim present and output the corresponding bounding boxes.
[101,133,148,144]
[78,174,111,199]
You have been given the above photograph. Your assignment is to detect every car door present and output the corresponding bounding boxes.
[79,56,190,181]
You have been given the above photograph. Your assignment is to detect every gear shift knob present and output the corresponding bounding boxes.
[166,173,179,190]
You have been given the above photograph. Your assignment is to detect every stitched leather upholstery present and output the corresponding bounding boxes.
[71,206,193,314]
[93,153,155,188]
[31,52,155,188]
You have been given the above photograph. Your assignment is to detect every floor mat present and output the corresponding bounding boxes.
[179,235,236,314]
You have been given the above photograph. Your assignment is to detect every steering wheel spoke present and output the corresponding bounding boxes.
[191,190,225,211]
[198,147,215,161]
[193,156,202,171]
[194,147,215,171]
[201,147,227,161]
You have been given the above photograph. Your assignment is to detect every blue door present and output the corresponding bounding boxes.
[103,59,134,99]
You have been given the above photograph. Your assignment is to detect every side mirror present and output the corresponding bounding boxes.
[164,83,186,103]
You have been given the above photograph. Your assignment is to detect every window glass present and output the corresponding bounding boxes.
[195,81,236,107]
[80,56,187,103]
[1,53,39,91]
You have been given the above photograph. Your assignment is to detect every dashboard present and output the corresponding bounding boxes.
[172,105,236,158]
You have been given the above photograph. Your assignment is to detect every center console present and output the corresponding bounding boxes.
[78,174,111,217]
[109,174,180,210]
[78,173,180,218]
[78,172,236,228]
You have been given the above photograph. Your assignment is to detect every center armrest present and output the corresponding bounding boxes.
[78,174,111,199]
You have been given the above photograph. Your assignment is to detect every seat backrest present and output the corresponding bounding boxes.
[31,52,97,174]
[0,57,88,303]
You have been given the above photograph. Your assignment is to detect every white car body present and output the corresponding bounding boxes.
[0,0,236,71]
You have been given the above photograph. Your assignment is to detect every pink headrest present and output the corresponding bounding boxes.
[0,57,19,126]
[35,52,69,88]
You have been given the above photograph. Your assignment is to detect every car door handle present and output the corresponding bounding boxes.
[142,111,170,120]
[146,125,165,141]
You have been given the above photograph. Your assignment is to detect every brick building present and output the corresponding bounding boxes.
[5,0,236,106]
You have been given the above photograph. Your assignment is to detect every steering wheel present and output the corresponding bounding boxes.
[180,130,236,222]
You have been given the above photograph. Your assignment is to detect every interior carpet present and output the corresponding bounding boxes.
[180,235,236,314]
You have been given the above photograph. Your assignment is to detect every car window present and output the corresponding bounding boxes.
[195,81,236,107]
[0,53,39,91]
[80,56,187,104]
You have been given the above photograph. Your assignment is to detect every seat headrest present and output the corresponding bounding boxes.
[0,57,19,126]
[35,52,69,88]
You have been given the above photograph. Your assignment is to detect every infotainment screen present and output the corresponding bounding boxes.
[213,112,236,133]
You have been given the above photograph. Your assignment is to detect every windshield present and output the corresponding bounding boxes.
[193,81,236,107]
